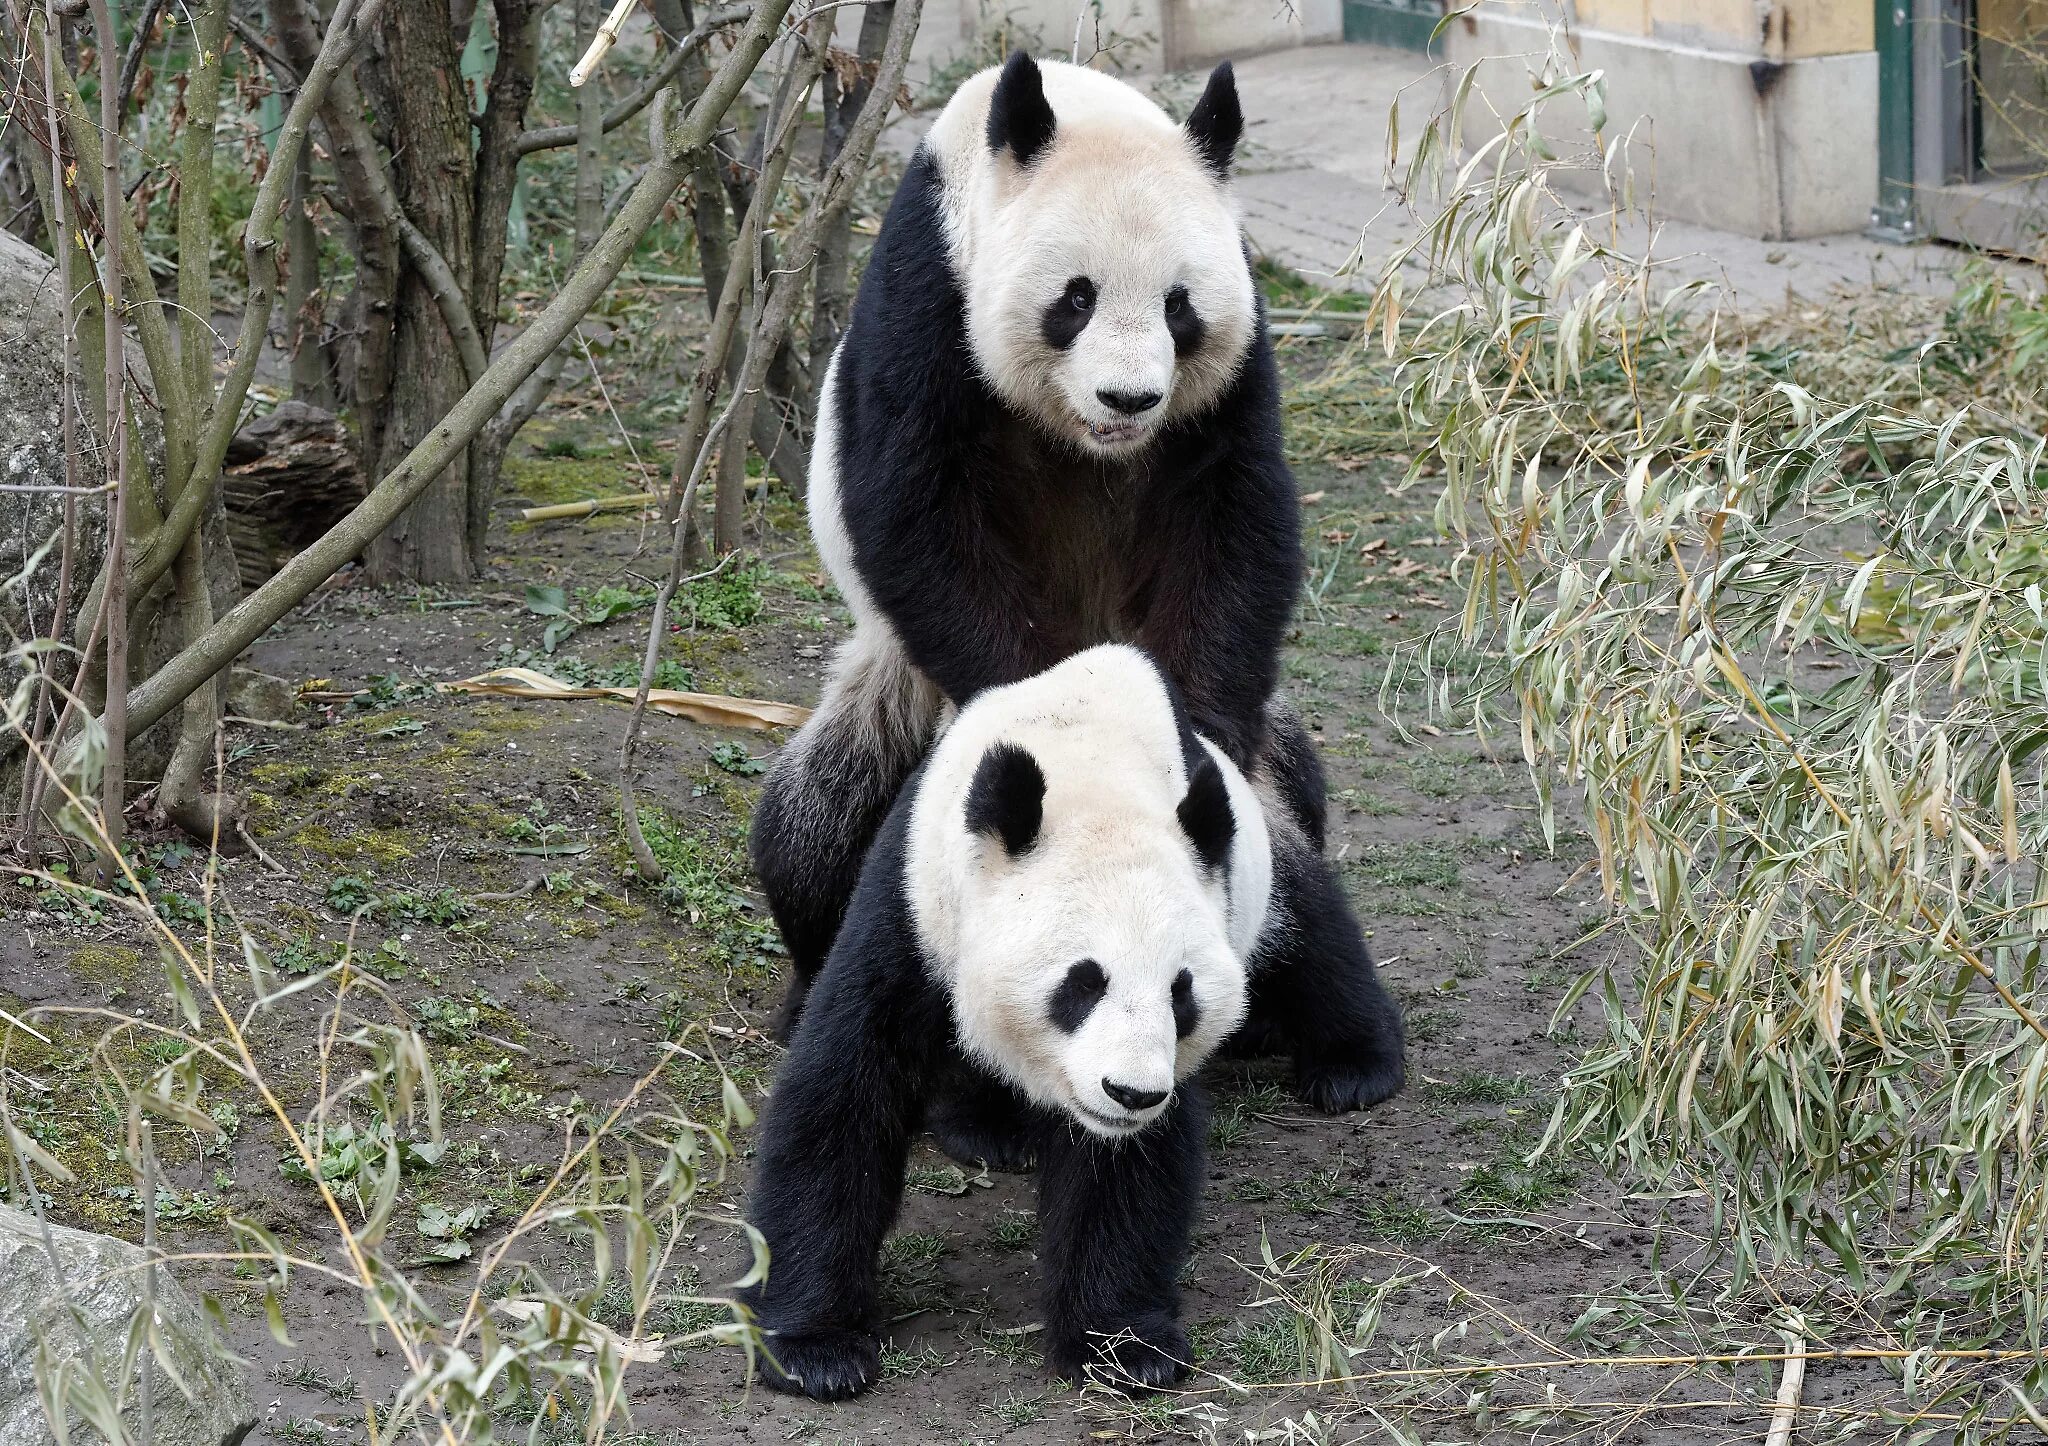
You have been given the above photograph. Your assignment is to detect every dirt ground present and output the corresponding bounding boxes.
[5,339,1806,1442]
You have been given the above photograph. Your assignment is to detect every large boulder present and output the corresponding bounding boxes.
[0,1205,254,1446]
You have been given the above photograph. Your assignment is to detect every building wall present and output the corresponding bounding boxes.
[920,0,1339,75]
[1444,1,1879,238]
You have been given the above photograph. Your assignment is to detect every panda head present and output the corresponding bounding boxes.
[946,733,1251,1139]
[954,53,1257,458]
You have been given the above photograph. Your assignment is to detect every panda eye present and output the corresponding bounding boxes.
[1171,968,1199,1040]
[1164,285,1189,317]
[1064,277,1096,313]
[1047,958,1108,1033]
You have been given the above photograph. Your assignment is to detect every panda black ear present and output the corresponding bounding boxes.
[965,741,1046,856]
[1178,752,1235,872]
[987,50,1056,168]
[1183,61,1242,180]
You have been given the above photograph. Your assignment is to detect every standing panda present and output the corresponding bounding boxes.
[750,52,1403,1124]
[742,647,1269,1400]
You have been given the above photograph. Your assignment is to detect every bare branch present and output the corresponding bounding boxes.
[114,0,801,746]
[124,0,395,603]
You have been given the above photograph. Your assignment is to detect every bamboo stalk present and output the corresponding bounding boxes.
[518,491,659,521]
[570,0,640,85]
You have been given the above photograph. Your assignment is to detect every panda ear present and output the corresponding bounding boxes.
[965,741,1046,856]
[986,50,1056,168]
[1183,61,1242,180]
[1178,752,1235,872]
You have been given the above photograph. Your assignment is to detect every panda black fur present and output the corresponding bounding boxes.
[749,52,1402,1118]
[742,647,1269,1400]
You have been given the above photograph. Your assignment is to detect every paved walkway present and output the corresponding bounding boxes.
[1220,44,2016,309]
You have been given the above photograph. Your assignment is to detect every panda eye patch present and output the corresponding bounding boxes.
[1041,278,1097,351]
[1171,968,1199,1039]
[1164,283,1206,359]
[1047,958,1108,1033]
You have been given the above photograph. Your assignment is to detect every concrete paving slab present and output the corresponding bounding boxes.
[1224,43,2033,307]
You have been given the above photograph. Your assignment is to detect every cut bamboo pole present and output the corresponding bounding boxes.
[519,491,657,521]
[571,0,641,86]
[1765,1331,1808,1446]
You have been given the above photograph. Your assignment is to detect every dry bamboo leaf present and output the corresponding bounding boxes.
[494,1299,665,1363]
[442,667,810,730]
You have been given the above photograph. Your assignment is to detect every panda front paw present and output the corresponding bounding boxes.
[755,1326,881,1401]
[1048,1317,1192,1394]
[927,1081,1037,1172]
[1294,1049,1404,1113]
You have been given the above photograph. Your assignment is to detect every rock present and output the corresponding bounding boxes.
[0,1206,254,1446]
[224,668,299,723]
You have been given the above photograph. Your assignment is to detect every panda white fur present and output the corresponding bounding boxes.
[742,647,1267,1399]
[750,52,1404,1125]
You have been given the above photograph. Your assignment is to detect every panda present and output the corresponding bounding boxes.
[741,646,1270,1400]
[749,51,1404,1130]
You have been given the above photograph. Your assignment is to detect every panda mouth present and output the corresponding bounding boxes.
[1080,417,1151,448]
[1073,1102,1151,1134]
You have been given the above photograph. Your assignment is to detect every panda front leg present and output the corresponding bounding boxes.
[739,859,945,1401]
[1035,1087,1207,1391]
[1250,829,1407,1113]
[750,627,941,1039]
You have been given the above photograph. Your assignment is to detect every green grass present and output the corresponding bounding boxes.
[1355,1195,1444,1243]
[1353,841,1463,890]
[1421,1070,1531,1113]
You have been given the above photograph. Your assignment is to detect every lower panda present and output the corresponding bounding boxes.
[743,645,1371,1399]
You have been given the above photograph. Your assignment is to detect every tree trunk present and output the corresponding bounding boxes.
[357,0,477,584]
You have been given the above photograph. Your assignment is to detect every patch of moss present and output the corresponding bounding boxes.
[289,824,418,867]
[65,944,148,989]
[500,453,639,507]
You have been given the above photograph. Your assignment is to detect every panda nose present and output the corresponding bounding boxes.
[1096,387,1161,416]
[1102,1079,1169,1112]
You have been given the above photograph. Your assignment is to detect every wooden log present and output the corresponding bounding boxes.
[221,401,367,589]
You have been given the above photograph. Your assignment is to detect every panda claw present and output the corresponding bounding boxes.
[754,1327,882,1401]
[1051,1320,1193,1395]
[1294,1053,1405,1114]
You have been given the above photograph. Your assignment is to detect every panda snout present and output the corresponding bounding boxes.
[1096,387,1162,416]
[1101,1078,1170,1112]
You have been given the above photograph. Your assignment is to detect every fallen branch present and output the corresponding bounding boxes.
[444,666,809,730]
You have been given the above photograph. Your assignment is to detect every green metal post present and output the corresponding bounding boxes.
[1871,0,1918,238]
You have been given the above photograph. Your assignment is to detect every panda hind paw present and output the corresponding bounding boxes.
[756,1327,881,1401]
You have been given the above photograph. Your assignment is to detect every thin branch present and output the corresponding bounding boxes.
[85,0,127,885]
[515,1,751,156]
[123,0,394,603]
[227,13,303,90]
[114,0,169,121]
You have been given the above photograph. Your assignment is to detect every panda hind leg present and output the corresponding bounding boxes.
[1251,830,1407,1113]
[750,629,940,1040]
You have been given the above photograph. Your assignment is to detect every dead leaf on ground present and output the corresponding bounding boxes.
[442,666,810,730]
[1300,490,1326,504]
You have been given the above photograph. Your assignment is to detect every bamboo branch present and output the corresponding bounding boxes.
[113,0,800,747]
[568,0,639,86]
